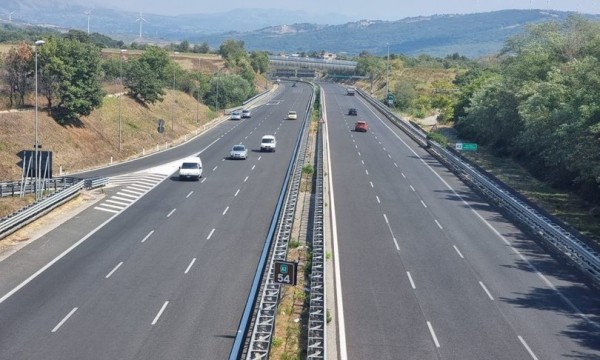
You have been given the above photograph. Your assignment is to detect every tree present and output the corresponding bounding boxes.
[177,40,191,53]
[123,46,172,104]
[37,37,105,123]
[218,40,246,62]
[203,74,252,110]
[249,51,269,74]
[193,42,210,54]
[2,42,33,107]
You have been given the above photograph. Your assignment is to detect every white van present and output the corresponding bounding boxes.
[261,135,276,152]
[178,156,203,181]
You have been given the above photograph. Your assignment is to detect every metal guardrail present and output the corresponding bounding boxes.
[307,87,326,359]
[229,86,316,360]
[0,177,79,198]
[0,180,84,239]
[356,88,600,284]
[84,177,109,189]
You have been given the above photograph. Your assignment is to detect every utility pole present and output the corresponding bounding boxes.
[386,44,390,105]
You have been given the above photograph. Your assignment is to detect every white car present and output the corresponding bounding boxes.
[287,111,297,120]
[178,156,203,181]
[242,109,251,118]
[230,111,242,120]
[260,135,276,152]
[230,144,248,160]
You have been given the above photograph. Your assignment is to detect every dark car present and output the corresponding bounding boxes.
[355,120,368,132]
[348,108,357,116]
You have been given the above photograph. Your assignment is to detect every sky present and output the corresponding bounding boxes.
[91,0,600,20]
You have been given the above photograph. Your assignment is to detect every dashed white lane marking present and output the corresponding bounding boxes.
[453,245,464,259]
[410,185,415,192]
[357,151,361,157]
[394,162,398,167]
[235,189,240,197]
[479,281,494,300]
[365,169,369,175]
[387,154,392,158]
[401,172,406,178]
[434,220,443,229]
[184,258,196,274]
[376,196,380,204]
[420,200,427,208]
[201,177,207,183]
[186,191,194,198]
[141,230,154,243]
[407,272,416,289]
[258,156,262,160]
[105,262,123,279]
[518,336,539,360]
[223,206,229,215]
[252,165,256,170]
[52,307,78,333]
[244,176,249,182]
[167,209,176,218]
[427,321,440,348]
[212,166,218,172]
[361,160,365,165]
[383,214,389,224]
[207,228,215,240]
[151,301,169,325]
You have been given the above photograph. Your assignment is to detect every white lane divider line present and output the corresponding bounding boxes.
[435,220,443,230]
[427,321,440,347]
[212,166,218,172]
[235,189,240,197]
[401,172,406,178]
[52,307,78,333]
[357,151,361,157]
[184,258,196,274]
[244,176,249,182]
[201,177,207,183]
[453,245,464,259]
[223,206,229,215]
[186,191,194,198]
[394,162,399,168]
[258,156,262,161]
[252,165,256,171]
[361,160,365,165]
[105,262,123,279]
[410,185,416,192]
[365,169,369,175]
[383,214,389,224]
[207,228,215,240]
[518,336,539,360]
[167,208,176,218]
[376,196,381,204]
[151,301,169,325]
[141,230,154,243]
[420,200,428,208]
[479,281,494,300]
[387,153,392,158]
[370,181,374,188]
[407,272,416,289]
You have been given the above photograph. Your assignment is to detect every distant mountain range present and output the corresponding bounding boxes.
[1,0,597,58]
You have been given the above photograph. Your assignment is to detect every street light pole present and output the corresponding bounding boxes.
[34,40,45,201]
[119,49,127,152]
[386,44,390,102]
[196,58,200,124]
[216,74,219,113]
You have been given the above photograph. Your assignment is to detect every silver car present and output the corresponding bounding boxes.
[230,111,242,120]
[242,109,251,118]
[230,144,248,160]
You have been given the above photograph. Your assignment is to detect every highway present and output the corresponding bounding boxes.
[322,83,600,359]
[0,82,312,359]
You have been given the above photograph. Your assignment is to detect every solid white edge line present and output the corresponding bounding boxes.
[518,336,539,360]
[479,281,494,300]
[207,228,216,240]
[186,191,194,198]
[52,307,78,333]
[105,261,123,279]
[407,271,416,289]
[223,206,229,215]
[427,321,440,348]
[184,258,196,274]
[453,245,464,259]
[141,230,154,243]
[151,301,169,325]
[323,91,348,360]
[166,208,176,218]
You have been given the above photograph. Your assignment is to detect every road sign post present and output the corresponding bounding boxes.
[274,261,297,286]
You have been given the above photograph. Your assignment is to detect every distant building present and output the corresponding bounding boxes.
[321,52,337,60]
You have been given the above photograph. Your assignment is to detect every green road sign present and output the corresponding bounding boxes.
[387,93,395,101]
[456,143,477,151]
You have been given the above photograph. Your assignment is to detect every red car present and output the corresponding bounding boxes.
[355,120,368,132]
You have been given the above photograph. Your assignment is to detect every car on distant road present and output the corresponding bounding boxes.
[354,120,368,132]
[230,144,248,159]
[242,109,251,118]
[287,111,297,120]
[230,111,242,120]
[260,135,276,152]
[348,108,357,116]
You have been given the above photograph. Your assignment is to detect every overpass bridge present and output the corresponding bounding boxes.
[269,55,357,79]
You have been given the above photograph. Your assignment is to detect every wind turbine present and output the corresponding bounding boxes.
[84,10,91,34]
[7,10,15,22]
[136,11,147,39]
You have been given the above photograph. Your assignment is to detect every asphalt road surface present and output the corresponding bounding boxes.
[322,83,600,360]
[0,82,312,359]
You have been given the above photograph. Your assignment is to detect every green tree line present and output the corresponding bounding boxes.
[1,32,263,124]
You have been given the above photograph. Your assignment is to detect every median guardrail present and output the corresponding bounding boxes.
[356,88,600,285]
